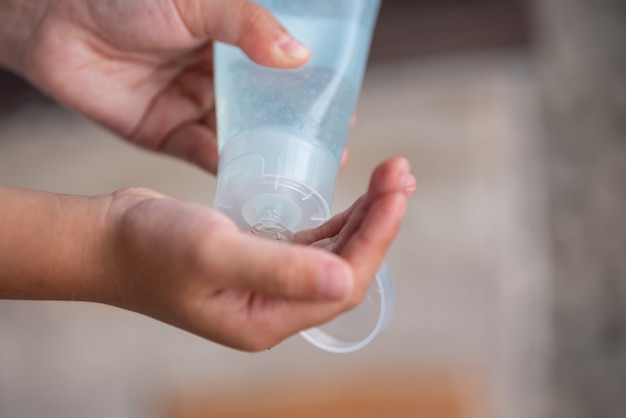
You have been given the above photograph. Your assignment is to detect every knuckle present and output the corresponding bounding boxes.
[242,2,271,32]
[236,2,276,56]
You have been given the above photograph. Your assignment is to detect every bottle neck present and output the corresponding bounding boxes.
[250,219,295,242]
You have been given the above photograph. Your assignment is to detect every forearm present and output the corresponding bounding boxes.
[0,0,49,72]
[0,185,114,302]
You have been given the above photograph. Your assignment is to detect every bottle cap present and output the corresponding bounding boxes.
[300,263,395,353]
[214,130,336,233]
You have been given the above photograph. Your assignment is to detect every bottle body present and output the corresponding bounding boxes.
[214,0,381,234]
[213,0,394,354]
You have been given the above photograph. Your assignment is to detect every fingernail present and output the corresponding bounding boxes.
[277,33,310,61]
[319,263,353,301]
[399,173,417,196]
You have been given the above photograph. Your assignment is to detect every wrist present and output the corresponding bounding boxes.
[0,186,114,303]
[0,0,50,73]
[95,187,171,309]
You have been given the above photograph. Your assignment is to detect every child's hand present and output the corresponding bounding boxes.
[102,158,414,351]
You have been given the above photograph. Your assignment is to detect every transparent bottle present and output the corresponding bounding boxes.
[213,0,394,353]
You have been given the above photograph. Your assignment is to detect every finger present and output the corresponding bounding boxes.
[176,0,310,68]
[338,158,415,298]
[160,122,219,174]
[333,157,414,249]
[294,157,415,247]
[129,55,220,173]
[342,193,407,295]
[294,194,365,246]
[366,157,416,202]
[209,234,354,302]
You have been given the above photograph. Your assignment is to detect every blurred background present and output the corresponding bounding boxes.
[0,0,624,417]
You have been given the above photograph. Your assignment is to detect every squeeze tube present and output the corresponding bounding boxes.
[213,0,394,353]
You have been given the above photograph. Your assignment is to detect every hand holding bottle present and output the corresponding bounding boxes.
[0,0,311,173]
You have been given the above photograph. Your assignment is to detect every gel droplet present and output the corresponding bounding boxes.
[250,221,294,242]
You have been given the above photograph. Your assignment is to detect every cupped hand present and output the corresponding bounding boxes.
[103,157,415,351]
[19,0,309,173]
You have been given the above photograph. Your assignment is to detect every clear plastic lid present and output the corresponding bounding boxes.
[300,263,395,353]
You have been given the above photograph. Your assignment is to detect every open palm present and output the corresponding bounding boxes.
[110,157,414,350]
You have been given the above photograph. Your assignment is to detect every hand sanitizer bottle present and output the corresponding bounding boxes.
[214,0,394,353]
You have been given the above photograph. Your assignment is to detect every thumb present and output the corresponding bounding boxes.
[176,0,310,68]
[214,233,354,301]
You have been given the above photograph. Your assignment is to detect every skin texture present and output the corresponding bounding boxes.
[0,0,416,351]
[107,158,415,350]
[4,0,312,173]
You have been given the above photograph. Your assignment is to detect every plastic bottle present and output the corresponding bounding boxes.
[213,0,394,353]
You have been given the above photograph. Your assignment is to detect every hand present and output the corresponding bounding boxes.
[10,0,310,174]
[103,157,415,351]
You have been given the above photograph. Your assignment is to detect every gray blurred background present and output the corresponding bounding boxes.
[0,0,624,417]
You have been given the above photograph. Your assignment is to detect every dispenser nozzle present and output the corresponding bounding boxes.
[250,220,295,242]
